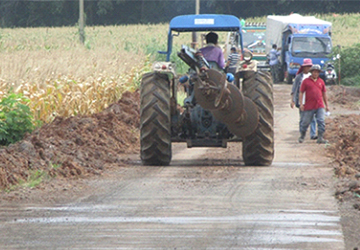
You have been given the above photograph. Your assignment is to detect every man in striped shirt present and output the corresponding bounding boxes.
[225,47,240,75]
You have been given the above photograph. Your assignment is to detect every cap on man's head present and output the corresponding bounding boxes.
[309,64,322,72]
[231,47,237,52]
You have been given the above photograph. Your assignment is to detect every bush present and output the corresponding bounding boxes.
[0,92,35,146]
[331,43,360,85]
[340,75,360,87]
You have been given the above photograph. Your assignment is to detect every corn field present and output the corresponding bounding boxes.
[0,13,359,124]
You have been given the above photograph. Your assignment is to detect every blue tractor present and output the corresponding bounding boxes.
[140,14,274,166]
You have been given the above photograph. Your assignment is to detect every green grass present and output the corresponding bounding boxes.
[4,162,62,192]
[177,90,187,106]
[24,170,45,188]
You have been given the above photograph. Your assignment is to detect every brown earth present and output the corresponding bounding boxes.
[325,85,360,206]
[1,83,360,248]
[0,90,140,195]
[1,84,360,208]
[0,86,360,204]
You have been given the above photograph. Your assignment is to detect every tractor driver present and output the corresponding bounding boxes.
[199,32,225,69]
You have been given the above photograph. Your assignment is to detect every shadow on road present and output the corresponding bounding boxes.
[127,158,250,167]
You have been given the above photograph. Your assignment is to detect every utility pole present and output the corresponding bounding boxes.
[79,0,85,44]
[337,45,341,85]
[195,0,200,16]
[191,0,200,49]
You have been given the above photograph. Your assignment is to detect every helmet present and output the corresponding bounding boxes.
[309,64,322,72]
[243,49,253,61]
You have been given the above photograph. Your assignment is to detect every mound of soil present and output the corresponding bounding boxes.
[0,90,140,190]
[326,116,360,202]
[1,84,360,208]
[325,85,360,203]
[327,85,360,109]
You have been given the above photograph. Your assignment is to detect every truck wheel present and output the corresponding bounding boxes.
[278,64,285,82]
[286,74,293,85]
[241,71,274,166]
[140,72,171,166]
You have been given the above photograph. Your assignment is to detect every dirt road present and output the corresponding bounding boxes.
[0,84,349,249]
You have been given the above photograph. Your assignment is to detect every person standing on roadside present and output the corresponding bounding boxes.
[225,47,240,75]
[298,64,329,144]
[291,58,318,140]
[268,44,281,83]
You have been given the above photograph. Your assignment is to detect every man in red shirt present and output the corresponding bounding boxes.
[298,64,330,143]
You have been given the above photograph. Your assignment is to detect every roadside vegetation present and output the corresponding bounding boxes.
[0,13,360,147]
[0,93,36,146]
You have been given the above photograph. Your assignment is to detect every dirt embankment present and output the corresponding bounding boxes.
[325,85,360,205]
[0,90,140,191]
[1,84,360,209]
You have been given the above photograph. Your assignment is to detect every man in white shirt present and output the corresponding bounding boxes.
[268,44,281,83]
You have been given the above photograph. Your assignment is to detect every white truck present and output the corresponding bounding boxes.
[265,14,332,84]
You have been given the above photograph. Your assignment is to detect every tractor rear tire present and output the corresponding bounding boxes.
[140,72,172,166]
[241,70,274,166]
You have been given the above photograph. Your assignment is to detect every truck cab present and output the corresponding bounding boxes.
[266,14,333,84]
[283,22,332,84]
[242,24,269,71]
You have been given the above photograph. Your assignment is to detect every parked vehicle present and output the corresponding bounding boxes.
[242,23,269,71]
[265,14,332,84]
[325,62,337,85]
[224,22,269,71]
[139,14,274,166]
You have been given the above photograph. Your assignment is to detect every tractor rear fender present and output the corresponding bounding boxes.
[152,61,177,78]
[152,62,178,116]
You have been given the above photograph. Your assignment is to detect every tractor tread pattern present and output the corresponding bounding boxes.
[242,70,274,166]
[140,72,171,166]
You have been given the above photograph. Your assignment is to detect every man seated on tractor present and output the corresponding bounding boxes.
[239,49,257,71]
[199,32,225,70]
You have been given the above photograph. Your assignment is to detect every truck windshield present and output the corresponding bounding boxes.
[291,37,332,57]
[242,29,266,54]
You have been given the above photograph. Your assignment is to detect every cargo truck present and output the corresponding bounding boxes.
[265,14,332,84]
[242,23,269,71]
[224,22,269,71]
